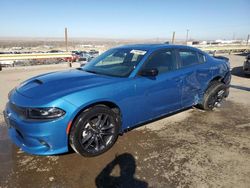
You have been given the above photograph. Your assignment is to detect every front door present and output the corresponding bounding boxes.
[134,49,182,123]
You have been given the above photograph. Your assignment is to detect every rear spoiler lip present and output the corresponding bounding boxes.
[213,55,231,70]
[213,56,229,62]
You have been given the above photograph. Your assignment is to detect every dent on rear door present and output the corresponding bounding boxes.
[181,62,213,107]
[196,62,213,97]
[181,67,201,107]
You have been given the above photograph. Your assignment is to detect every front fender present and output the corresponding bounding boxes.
[62,81,136,132]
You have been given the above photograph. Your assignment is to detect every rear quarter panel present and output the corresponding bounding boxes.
[200,55,230,93]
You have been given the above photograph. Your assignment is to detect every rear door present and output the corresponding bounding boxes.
[176,49,211,107]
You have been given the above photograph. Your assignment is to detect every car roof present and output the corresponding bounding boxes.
[115,43,202,52]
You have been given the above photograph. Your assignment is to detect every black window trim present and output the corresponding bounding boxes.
[176,48,204,69]
[197,52,207,64]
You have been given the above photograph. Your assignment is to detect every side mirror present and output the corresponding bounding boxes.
[139,68,158,77]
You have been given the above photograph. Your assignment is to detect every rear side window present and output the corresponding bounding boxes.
[197,53,206,64]
[178,50,199,68]
[142,50,176,74]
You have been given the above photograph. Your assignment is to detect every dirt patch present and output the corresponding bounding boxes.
[137,101,250,187]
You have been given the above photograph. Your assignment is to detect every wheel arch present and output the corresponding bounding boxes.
[198,75,224,103]
[209,75,223,83]
[67,100,122,136]
[202,76,223,93]
[67,100,122,156]
[208,72,230,87]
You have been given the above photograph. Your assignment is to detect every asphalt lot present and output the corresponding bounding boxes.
[0,55,250,188]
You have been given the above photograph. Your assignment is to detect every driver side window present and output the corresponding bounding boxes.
[142,50,176,74]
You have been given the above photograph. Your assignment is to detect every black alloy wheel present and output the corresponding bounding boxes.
[207,89,225,109]
[198,81,227,110]
[69,106,120,157]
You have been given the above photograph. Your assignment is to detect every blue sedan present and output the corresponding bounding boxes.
[4,44,231,156]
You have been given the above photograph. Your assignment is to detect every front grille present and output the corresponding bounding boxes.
[9,103,27,117]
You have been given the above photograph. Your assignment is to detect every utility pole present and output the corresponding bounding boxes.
[65,27,68,52]
[186,29,189,44]
[233,32,235,40]
[172,32,175,44]
[246,34,250,46]
[65,27,72,67]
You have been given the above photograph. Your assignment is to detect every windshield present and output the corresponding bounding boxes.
[82,48,147,77]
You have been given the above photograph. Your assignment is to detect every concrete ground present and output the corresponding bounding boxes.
[0,55,250,188]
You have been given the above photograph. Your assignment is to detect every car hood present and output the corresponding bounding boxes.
[16,69,118,99]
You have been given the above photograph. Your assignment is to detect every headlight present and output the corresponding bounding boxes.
[27,107,65,119]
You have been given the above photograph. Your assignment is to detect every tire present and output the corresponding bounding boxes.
[244,73,250,77]
[69,106,120,157]
[198,81,227,110]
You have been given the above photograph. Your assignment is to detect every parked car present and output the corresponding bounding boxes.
[243,54,250,75]
[64,52,80,62]
[4,44,231,157]
[89,49,99,58]
[0,60,15,67]
[78,53,92,66]
[47,50,64,53]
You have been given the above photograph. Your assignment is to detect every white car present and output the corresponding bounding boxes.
[0,60,14,67]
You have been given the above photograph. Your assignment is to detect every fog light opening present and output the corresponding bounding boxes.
[16,129,24,139]
[39,140,50,148]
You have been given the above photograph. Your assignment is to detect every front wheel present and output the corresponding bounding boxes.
[198,81,228,110]
[69,106,120,157]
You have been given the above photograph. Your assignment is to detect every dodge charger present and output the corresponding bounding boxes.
[4,44,231,156]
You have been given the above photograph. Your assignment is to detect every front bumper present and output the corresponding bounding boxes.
[4,100,75,155]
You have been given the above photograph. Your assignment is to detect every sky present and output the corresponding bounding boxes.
[0,0,250,40]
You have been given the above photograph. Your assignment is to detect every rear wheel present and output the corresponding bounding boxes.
[198,81,227,110]
[69,106,120,157]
